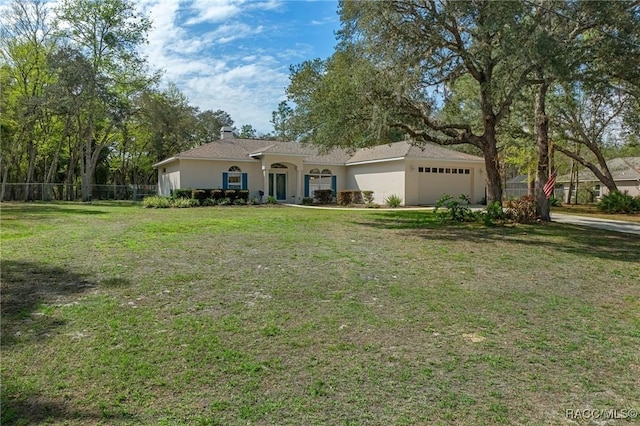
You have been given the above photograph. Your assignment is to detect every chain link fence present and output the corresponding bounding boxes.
[1,183,157,202]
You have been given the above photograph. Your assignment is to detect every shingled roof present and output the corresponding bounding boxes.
[556,157,640,182]
[346,141,484,164]
[154,138,483,167]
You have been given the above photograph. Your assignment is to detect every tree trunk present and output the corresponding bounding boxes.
[567,160,575,204]
[24,140,37,202]
[554,144,618,193]
[534,78,551,221]
[481,137,503,205]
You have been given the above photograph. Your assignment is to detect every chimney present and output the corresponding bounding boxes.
[220,126,234,140]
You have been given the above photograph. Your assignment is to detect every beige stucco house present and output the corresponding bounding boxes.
[153,127,487,205]
[557,157,640,201]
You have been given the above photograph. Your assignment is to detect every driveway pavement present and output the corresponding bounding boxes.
[551,213,640,236]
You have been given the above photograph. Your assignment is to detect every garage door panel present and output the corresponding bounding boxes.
[417,173,472,205]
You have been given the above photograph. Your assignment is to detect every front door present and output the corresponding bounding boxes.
[269,173,287,200]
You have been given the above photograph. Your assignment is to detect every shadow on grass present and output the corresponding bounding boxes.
[354,211,640,263]
[0,203,109,217]
[1,260,94,346]
[1,261,134,424]
[0,380,111,426]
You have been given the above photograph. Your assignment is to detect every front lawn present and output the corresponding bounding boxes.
[1,203,639,425]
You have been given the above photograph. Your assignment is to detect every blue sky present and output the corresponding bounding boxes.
[139,0,342,134]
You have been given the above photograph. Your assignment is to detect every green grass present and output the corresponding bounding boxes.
[1,202,639,425]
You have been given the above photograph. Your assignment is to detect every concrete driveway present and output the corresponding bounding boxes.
[551,213,640,236]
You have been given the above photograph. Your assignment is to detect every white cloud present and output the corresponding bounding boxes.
[135,0,330,134]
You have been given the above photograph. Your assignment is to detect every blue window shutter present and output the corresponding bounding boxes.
[222,172,228,190]
[331,175,337,196]
[304,175,310,197]
[241,173,248,190]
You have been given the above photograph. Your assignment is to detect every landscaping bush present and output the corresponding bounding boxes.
[174,188,192,199]
[237,189,250,201]
[219,197,232,206]
[233,198,247,205]
[142,195,171,208]
[211,189,224,200]
[173,197,197,208]
[247,198,259,205]
[224,189,238,201]
[434,194,475,222]
[352,191,363,204]
[313,189,333,205]
[337,191,352,206]
[266,195,278,204]
[504,195,538,223]
[202,198,217,206]
[597,190,640,214]
[302,197,314,205]
[481,201,505,226]
[549,195,561,207]
[192,189,207,204]
[385,194,402,208]
[362,190,374,204]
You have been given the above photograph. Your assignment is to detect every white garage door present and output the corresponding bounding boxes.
[417,166,473,205]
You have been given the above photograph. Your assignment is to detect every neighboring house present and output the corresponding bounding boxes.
[153,127,487,205]
[557,157,640,201]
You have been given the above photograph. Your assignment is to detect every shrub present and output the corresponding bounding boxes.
[302,197,314,205]
[549,195,561,207]
[337,191,352,206]
[313,189,333,205]
[597,190,639,214]
[266,195,278,204]
[504,195,538,223]
[434,194,475,222]
[211,189,224,200]
[142,195,170,208]
[218,197,232,206]
[247,198,259,205]
[173,197,195,208]
[385,194,402,208]
[192,189,207,204]
[233,198,247,205]
[237,189,250,201]
[481,201,505,226]
[353,191,363,204]
[174,188,192,199]
[224,189,238,201]
[362,190,374,204]
[202,198,217,206]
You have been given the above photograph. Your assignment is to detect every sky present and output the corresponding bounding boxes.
[137,0,342,134]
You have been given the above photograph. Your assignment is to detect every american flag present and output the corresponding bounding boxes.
[543,171,557,199]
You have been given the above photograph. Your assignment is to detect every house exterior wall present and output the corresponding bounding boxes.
[171,159,263,198]
[157,161,181,196]
[346,160,406,205]
[616,180,640,197]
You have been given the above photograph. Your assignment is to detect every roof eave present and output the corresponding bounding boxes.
[153,157,177,168]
